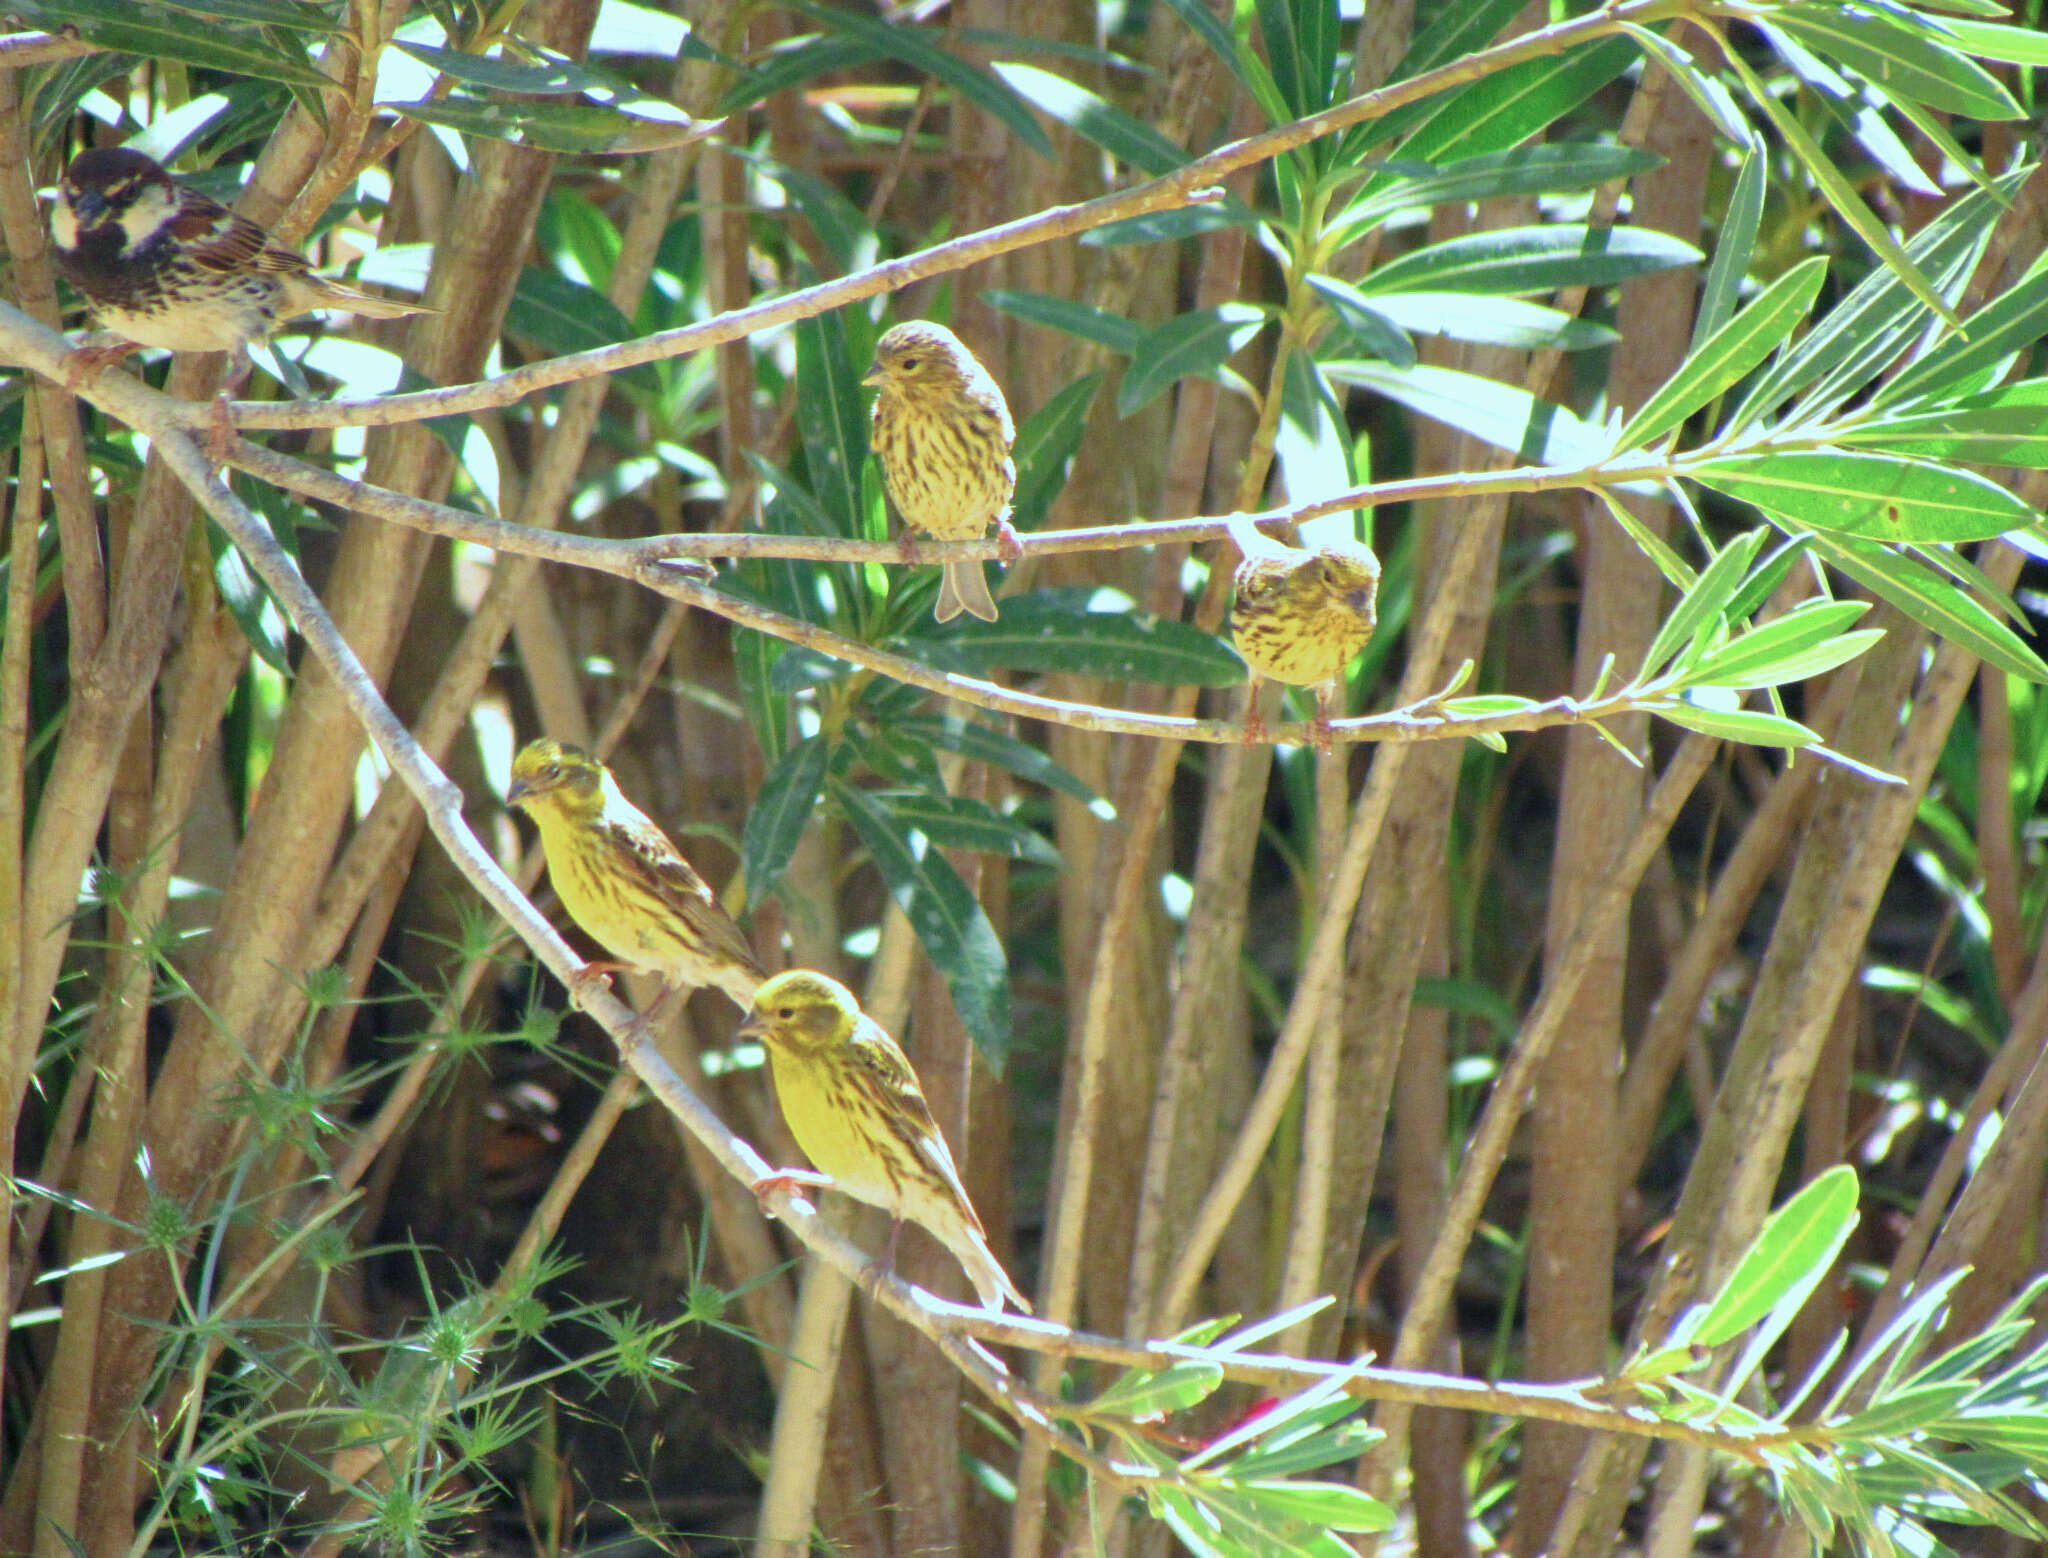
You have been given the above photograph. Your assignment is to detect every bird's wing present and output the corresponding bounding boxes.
[846,1021,984,1219]
[165,192,314,282]
[601,813,761,972]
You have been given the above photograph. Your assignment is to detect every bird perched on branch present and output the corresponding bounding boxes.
[506,738,763,1016]
[48,146,431,453]
[865,319,1020,624]
[739,969,1031,1313]
[1227,517,1382,752]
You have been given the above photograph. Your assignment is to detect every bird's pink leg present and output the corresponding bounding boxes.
[994,514,1023,565]
[1241,677,1269,747]
[1311,684,1338,756]
[207,358,254,466]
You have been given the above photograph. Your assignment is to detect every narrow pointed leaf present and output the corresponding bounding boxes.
[1619,257,1827,448]
[1693,1165,1859,1349]
[1811,535,2048,682]
[1693,451,2039,544]
[740,737,829,908]
[834,782,1011,1066]
[1117,305,1269,417]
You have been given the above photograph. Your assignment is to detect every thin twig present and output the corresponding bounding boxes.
[168,0,1690,434]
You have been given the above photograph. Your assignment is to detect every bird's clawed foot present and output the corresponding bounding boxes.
[995,515,1023,566]
[62,337,138,389]
[750,1168,832,1219]
[567,960,626,1009]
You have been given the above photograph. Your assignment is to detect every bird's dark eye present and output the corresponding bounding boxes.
[542,763,559,779]
[777,1004,796,1018]
[898,356,919,371]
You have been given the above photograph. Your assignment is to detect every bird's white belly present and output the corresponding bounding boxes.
[93,286,275,353]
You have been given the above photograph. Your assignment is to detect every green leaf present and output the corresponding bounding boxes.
[1655,701,1821,748]
[1117,305,1268,418]
[1692,451,2040,544]
[1305,276,1415,368]
[1361,32,1633,164]
[105,0,328,26]
[1089,1360,1224,1419]
[872,791,1060,866]
[1834,1383,1975,1439]
[1624,22,1756,150]
[1255,0,1338,119]
[1942,16,2048,64]
[833,782,1011,1067]
[504,268,658,394]
[391,92,719,154]
[206,519,289,673]
[1639,527,1770,680]
[1693,1165,1859,1349]
[734,629,790,762]
[392,39,666,98]
[990,63,1187,176]
[1692,146,1766,348]
[1774,7,2019,118]
[786,0,1052,157]
[1680,609,1883,691]
[890,715,1110,810]
[720,35,881,112]
[1619,257,1828,449]
[795,304,871,537]
[1729,168,2024,429]
[1011,373,1102,530]
[984,290,1143,355]
[1078,204,1258,248]
[1326,361,1606,467]
[1438,694,1540,718]
[740,737,829,909]
[1762,22,1944,201]
[1357,224,1700,298]
[1336,143,1661,233]
[1350,291,1616,352]
[915,590,1248,685]
[12,0,327,86]
[1878,269,2048,410]
[1841,380,2048,467]
[1811,534,2048,683]
[1718,44,1964,330]
[1226,1479,1392,1533]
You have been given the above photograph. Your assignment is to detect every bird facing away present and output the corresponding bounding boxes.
[864,320,1019,624]
[738,969,1031,1313]
[506,739,763,1013]
[48,145,431,435]
[1227,517,1382,751]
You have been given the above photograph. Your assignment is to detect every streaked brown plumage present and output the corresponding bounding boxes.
[50,147,430,367]
[739,969,1031,1313]
[864,320,1018,624]
[506,738,763,1012]
[1228,517,1381,749]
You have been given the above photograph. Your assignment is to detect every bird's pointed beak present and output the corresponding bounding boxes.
[1348,588,1376,614]
[735,1009,764,1041]
[861,364,884,388]
[505,776,532,806]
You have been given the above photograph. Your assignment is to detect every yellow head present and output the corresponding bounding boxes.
[863,320,983,406]
[506,737,605,824]
[738,969,859,1054]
